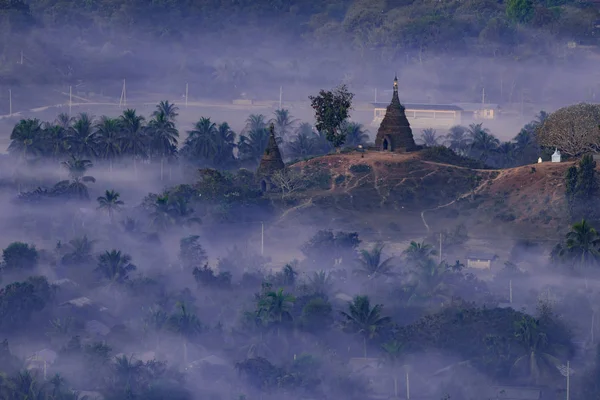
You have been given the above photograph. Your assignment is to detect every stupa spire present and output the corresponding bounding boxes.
[257,123,285,177]
[392,74,399,103]
[374,75,417,153]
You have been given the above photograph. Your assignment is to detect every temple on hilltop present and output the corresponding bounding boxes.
[257,123,285,191]
[374,75,418,152]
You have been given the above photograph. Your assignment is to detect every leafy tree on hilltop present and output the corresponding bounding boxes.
[309,84,354,149]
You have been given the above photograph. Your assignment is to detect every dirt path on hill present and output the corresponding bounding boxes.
[420,169,507,232]
[420,160,499,172]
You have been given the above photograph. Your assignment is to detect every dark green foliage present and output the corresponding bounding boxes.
[2,242,39,271]
[334,174,346,185]
[565,154,598,221]
[179,235,207,269]
[236,357,283,390]
[95,249,137,283]
[421,146,487,169]
[236,355,323,394]
[309,85,354,148]
[506,0,535,23]
[192,265,232,289]
[566,164,578,215]
[0,276,51,333]
[299,297,333,333]
[349,164,372,174]
[302,167,332,190]
[396,305,573,380]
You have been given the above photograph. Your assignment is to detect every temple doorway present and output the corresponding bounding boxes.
[382,137,391,151]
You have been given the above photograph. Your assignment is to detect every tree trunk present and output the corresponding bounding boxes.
[134,157,137,178]
[160,158,164,181]
[109,159,113,181]
[363,336,367,359]
[169,166,172,181]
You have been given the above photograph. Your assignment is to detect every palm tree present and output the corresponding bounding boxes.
[342,121,370,147]
[144,306,168,351]
[238,127,270,166]
[59,156,96,199]
[419,128,439,147]
[496,141,517,168]
[61,155,93,178]
[512,316,561,385]
[95,116,122,173]
[119,109,147,175]
[444,125,471,155]
[97,189,124,221]
[113,355,143,390]
[66,113,98,159]
[354,243,395,280]
[168,302,203,364]
[8,118,44,159]
[559,219,600,272]
[212,122,237,168]
[286,124,319,159]
[152,100,179,123]
[147,111,179,180]
[403,241,437,265]
[183,117,218,162]
[380,340,407,398]
[270,109,298,140]
[468,123,499,162]
[61,235,95,266]
[409,258,453,305]
[42,122,69,160]
[149,194,176,230]
[340,295,391,358]
[95,249,136,284]
[243,114,267,134]
[305,270,333,296]
[258,288,295,336]
[55,112,75,129]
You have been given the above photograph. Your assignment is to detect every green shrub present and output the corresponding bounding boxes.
[334,175,346,185]
[349,164,372,174]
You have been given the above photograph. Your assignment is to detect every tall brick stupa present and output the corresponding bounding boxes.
[256,123,285,191]
[374,75,417,152]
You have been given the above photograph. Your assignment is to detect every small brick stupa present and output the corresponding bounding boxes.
[257,123,285,191]
[375,75,417,152]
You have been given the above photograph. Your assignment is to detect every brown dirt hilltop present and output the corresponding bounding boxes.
[277,151,583,241]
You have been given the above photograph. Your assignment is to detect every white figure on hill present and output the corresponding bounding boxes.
[552,149,561,163]
[538,157,542,163]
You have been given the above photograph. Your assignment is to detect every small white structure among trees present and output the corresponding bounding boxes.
[552,149,562,163]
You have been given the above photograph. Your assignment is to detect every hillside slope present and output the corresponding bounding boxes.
[278,151,580,240]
